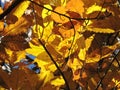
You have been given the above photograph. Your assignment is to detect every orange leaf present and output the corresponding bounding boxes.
[51,6,69,23]
[66,0,84,16]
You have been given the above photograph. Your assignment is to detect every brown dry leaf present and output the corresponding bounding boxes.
[0,45,9,61]
[82,0,103,8]
[66,0,84,16]
[2,35,30,51]
[51,6,69,23]
[76,35,86,60]
[89,6,120,32]
[4,17,31,36]
[46,44,62,59]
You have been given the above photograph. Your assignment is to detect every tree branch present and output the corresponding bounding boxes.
[0,0,23,20]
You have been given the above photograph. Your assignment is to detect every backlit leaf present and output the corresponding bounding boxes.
[51,76,65,86]
[86,27,115,33]
[51,6,69,23]
[13,1,30,19]
[86,4,106,14]
[66,0,84,16]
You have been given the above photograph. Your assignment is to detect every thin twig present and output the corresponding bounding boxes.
[38,39,70,90]
[28,0,112,21]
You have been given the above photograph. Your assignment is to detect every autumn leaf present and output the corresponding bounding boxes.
[0,22,4,31]
[38,70,54,86]
[66,0,84,16]
[86,4,106,14]
[3,17,32,36]
[86,27,115,33]
[51,76,65,86]
[51,6,69,23]
[13,1,30,19]
[67,58,83,71]
[1,0,120,90]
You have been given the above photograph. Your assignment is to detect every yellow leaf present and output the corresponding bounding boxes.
[61,0,67,6]
[14,51,26,63]
[51,76,65,86]
[13,1,30,18]
[78,48,86,60]
[38,21,53,41]
[86,4,106,14]
[85,34,95,51]
[25,42,45,56]
[47,64,57,72]
[38,70,54,86]
[42,5,52,19]
[86,27,115,33]
[67,58,83,71]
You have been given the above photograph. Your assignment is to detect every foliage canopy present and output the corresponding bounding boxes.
[0,0,120,90]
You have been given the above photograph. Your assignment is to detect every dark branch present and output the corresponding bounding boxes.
[38,39,70,90]
[0,0,23,20]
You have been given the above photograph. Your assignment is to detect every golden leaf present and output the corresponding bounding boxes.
[0,7,3,14]
[51,76,65,86]
[25,42,45,56]
[0,22,4,31]
[86,27,115,33]
[38,70,54,86]
[86,4,106,14]
[67,58,83,71]
[13,1,30,19]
